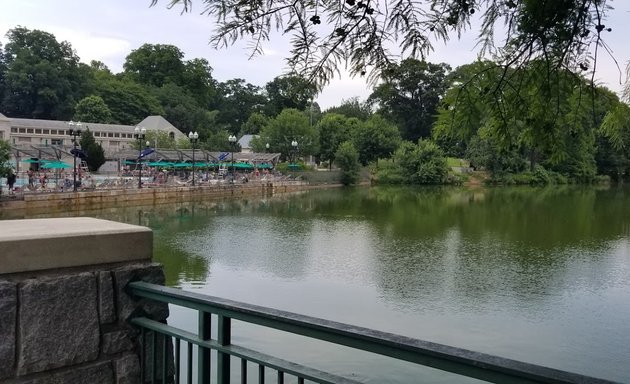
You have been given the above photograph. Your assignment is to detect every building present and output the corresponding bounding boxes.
[0,114,186,155]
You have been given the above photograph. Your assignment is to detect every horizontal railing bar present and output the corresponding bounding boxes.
[131,317,362,384]
[129,282,621,384]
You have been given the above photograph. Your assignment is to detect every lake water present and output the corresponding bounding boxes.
[4,186,630,382]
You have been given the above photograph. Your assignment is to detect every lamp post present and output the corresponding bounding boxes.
[68,120,82,192]
[134,126,146,189]
[291,139,298,164]
[188,131,199,186]
[228,135,237,181]
[265,143,270,152]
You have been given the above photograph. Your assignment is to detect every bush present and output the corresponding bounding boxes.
[335,141,360,185]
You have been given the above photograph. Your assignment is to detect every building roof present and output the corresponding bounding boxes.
[5,115,185,137]
[238,134,258,149]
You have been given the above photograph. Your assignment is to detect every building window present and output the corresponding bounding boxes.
[18,128,25,133]
[50,129,57,135]
[51,138,63,145]
[108,132,113,138]
[94,132,101,137]
[19,137,31,143]
[11,128,17,133]
[114,133,120,138]
[26,129,33,134]
[43,129,49,134]
[35,129,42,134]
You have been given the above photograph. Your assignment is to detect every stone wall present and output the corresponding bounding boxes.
[0,218,170,384]
[0,262,169,384]
[0,180,311,213]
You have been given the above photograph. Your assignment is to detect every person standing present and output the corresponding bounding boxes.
[7,170,16,195]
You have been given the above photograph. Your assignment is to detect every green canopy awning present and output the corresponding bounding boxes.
[41,161,72,169]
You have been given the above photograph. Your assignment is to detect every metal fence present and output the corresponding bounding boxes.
[128,281,619,384]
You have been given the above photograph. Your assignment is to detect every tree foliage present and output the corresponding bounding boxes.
[152,0,613,89]
[123,44,186,87]
[317,113,356,169]
[351,114,401,166]
[324,97,372,121]
[1,27,86,120]
[252,108,318,158]
[376,140,448,184]
[0,139,12,177]
[74,95,113,123]
[335,141,360,185]
[80,129,106,172]
[370,59,450,141]
[264,75,317,116]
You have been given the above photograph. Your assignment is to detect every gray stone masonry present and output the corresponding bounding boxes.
[17,273,100,376]
[0,217,171,384]
[0,280,16,380]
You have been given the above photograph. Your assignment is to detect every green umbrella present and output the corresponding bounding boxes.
[41,161,72,169]
[21,158,41,163]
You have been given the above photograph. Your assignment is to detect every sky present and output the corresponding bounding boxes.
[0,0,629,109]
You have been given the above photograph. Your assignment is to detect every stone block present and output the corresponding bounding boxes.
[113,263,169,324]
[143,330,175,383]
[0,217,152,274]
[17,273,99,376]
[114,354,141,384]
[0,280,16,380]
[17,361,114,384]
[102,328,134,355]
[99,271,116,324]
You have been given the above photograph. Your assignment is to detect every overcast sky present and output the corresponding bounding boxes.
[1,0,629,109]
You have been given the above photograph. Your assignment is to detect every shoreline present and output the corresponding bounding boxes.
[0,180,341,217]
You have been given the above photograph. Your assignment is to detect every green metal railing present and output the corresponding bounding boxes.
[128,281,620,384]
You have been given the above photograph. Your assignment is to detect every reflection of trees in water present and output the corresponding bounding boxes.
[359,186,630,316]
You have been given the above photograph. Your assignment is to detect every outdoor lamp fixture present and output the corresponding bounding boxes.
[68,120,82,192]
[291,139,298,163]
[134,126,146,188]
[189,131,199,186]
[228,134,237,180]
[266,143,270,152]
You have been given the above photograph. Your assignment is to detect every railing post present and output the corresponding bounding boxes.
[217,315,232,384]
[198,311,211,384]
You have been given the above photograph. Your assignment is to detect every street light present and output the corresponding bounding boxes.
[228,135,237,181]
[188,131,199,186]
[134,126,146,189]
[291,139,298,164]
[68,120,82,192]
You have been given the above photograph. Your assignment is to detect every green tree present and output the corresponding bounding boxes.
[123,43,185,87]
[264,75,317,117]
[1,27,86,119]
[324,97,372,121]
[369,59,451,141]
[377,140,448,184]
[215,79,267,134]
[0,139,12,177]
[335,141,360,185]
[74,95,113,123]
[317,113,356,169]
[94,76,164,125]
[240,112,269,136]
[351,114,401,166]
[252,108,318,159]
[79,130,106,172]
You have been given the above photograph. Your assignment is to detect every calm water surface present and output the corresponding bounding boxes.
[4,186,630,383]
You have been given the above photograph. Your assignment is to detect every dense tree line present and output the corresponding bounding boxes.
[2,25,630,185]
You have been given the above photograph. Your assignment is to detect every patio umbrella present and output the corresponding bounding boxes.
[41,161,71,169]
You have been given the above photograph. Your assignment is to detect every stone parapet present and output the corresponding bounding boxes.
[0,218,170,384]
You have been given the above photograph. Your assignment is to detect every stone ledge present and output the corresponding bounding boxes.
[0,217,152,274]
